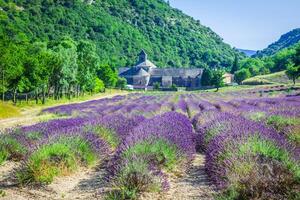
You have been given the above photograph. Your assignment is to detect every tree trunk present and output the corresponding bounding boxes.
[76,85,79,98]
[2,69,4,101]
[13,89,17,105]
[35,89,38,104]
[42,87,46,104]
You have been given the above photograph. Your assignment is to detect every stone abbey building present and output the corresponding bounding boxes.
[119,50,204,89]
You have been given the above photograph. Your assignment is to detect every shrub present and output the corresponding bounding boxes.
[153,82,160,90]
[116,77,127,90]
[93,77,105,93]
[234,68,251,84]
[107,158,162,200]
[122,138,181,171]
[170,84,177,91]
[107,112,195,198]
[17,137,97,184]
[207,133,299,200]
[0,136,27,165]
[85,125,120,149]
[267,115,300,144]
[218,156,299,200]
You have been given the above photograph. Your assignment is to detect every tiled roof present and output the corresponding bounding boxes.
[119,67,150,76]
[136,60,157,68]
[150,68,203,78]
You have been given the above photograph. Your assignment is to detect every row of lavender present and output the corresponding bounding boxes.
[1,89,299,199]
[0,93,196,199]
[183,92,300,199]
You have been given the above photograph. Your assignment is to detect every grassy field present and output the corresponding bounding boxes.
[242,71,300,85]
[0,89,128,120]
[0,102,21,119]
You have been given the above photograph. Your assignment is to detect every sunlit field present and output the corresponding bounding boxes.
[0,103,21,119]
[1,86,299,200]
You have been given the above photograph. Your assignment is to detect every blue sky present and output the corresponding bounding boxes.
[168,0,300,50]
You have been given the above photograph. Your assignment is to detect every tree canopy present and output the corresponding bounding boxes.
[0,0,242,69]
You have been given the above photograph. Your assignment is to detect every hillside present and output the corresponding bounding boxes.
[0,0,241,68]
[255,28,300,58]
[238,49,257,57]
[242,71,300,85]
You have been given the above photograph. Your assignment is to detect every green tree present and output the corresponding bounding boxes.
[77,40,99,95]
[293,43,300,66]
[170,84,177,91]
[234,69,251,84]
[285,64,300,85]
[201,68,213,86]
[0,42,27,103]
[211,70,225,91]
[271,48,294,72]
[97,65,118,88]
[26,42,54,104]
[51,38,78,99]
[153,82,160,90]
[93,77,105,93]
[116,77,127,90]
[230,54,239,74]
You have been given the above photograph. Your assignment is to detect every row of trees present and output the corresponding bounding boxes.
[0,36,126,104]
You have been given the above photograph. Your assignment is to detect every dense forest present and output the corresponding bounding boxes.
[0,0,242,68]
[255,28,300,58]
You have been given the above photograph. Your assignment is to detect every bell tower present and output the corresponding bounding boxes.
[137,49,147,64]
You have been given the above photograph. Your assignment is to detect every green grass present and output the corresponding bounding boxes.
[122,138,182,171]
[17,137,97,184]
[205,121,231,145]
[216,135,300,200]
[15,89,127,109]
[245,111,267,122]
[243,71,300,85]
[85,125,120,149]
[267,115,300,144]
[107,139,183,199]
[0,89,127,120]
[107,158,161,200]
[0,102,21,119]
[237,135,300,178]
[0,136,27,165]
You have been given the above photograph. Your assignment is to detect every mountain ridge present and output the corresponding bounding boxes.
[237,49,257,57]
[255,28,300,58]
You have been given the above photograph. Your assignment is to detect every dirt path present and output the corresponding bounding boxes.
[0,160,110,200]
[0,93,127,131]
[141,153,215,200]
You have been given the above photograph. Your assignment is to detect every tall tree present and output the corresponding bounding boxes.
[201,68,213,86]
[211,70,225,91]
[77,40,99,94]
[97,65,118,88]
[231,54,239,74]
[1,42,27,104]
[285,64,300,85]
[51,38,78,99]
[234,69,251,84]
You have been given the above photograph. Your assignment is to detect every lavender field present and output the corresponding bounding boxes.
[0,86,300,200]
